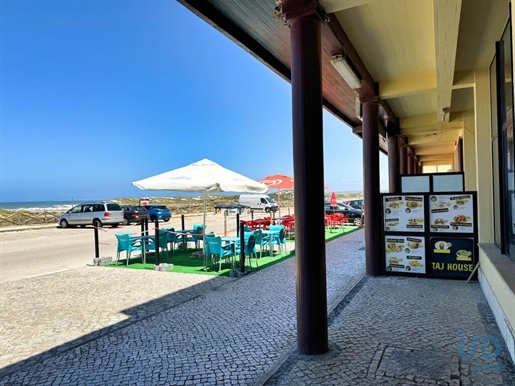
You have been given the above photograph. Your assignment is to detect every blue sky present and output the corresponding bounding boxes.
[0,0,388,203]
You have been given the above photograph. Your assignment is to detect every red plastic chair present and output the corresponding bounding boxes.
[283,220,295,239]
[253,219,265,229]
[245,220,258,230]
[329,213,344,229]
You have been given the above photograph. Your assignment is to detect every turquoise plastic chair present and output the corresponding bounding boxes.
[115,233,142,266]
[161,228,178,254]
[244,229,263,259]
[263,226,285,256]
[185,225,205,249]
[235,233,258,268]
[252,229,263,259]
[146,231,170,259]
[204,235,234,271]
[202,232,216,269]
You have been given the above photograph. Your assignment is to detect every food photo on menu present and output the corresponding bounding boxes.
[383,195,425,232]
[384,217,400,231]
[429,194,474,233]
[404,196,424,213]
[385,236,426,274]
[384,196,403,214]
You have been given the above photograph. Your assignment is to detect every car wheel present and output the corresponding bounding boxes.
[123,218,130,226]
[353,218,362,226]
[60,219,69,228]
[93,219,103,228]
[265,207,270,213]
[150,216,157,222]
[163,217,170,222]
[111,224,119,228]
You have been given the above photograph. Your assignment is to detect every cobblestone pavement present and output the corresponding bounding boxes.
[1,229,514,385]
[267,277,515,386]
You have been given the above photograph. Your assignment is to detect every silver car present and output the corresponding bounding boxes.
[58,202,124,228]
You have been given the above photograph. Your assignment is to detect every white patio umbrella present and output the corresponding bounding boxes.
[131,158,268,230]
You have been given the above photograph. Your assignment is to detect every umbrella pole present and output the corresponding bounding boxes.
[203,191,207,232]
[278,189,281,218]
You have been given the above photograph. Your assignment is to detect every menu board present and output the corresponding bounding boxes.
[384,195,425,232]
[429,194,474,233]
[429,237,476,278]
[385,235,426,274]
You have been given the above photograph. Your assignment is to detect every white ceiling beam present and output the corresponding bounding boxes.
[379,74,436,99]
[401,122,462,135]
[407,130,458,145]
[414,143,456,155]
[423,160,453,166]
[418,154,454,162]
[434,0,462,123]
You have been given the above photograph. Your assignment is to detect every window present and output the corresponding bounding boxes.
[491,19,515,260]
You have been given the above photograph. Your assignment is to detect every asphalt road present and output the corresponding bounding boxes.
[0,211,260,283]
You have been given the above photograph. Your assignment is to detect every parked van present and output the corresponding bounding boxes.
[239,194,279,213]
[57,201,124,228]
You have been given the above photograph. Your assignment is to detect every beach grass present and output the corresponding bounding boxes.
[107,226,360,276]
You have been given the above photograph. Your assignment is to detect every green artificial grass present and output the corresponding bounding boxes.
[108,225,361,277]
[325,225,361,241]
[108,246,295,277]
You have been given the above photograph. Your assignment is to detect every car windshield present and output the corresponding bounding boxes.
[265,198,276,204]
[134,206,147,211]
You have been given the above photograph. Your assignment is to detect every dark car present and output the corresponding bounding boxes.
[144,204,172,222]
[324,202,363,226]
[122,205,150,225]
[344,199,364,210]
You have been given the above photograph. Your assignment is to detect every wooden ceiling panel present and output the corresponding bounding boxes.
[418,154,454,162]
[455,0,509,71]
[386,93,437,118]
[335,0,434,82]
[180,0,508,165]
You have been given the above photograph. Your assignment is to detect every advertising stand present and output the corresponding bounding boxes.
[382,173,478,280]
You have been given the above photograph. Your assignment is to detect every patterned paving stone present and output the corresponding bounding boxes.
[1,229,514,386]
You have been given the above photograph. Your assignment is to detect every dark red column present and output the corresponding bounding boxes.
[362,97,382,276]
[290,13,328,355]
[387,134,400,193]
[399,141,407,176]
[407,149,414,174]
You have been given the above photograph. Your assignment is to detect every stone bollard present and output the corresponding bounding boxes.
[153,263,174,272]
[93,256,113,266]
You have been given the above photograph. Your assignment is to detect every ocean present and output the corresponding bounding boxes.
[0,200,82,211]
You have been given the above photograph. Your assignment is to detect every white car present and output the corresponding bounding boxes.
[58,202,124,228]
